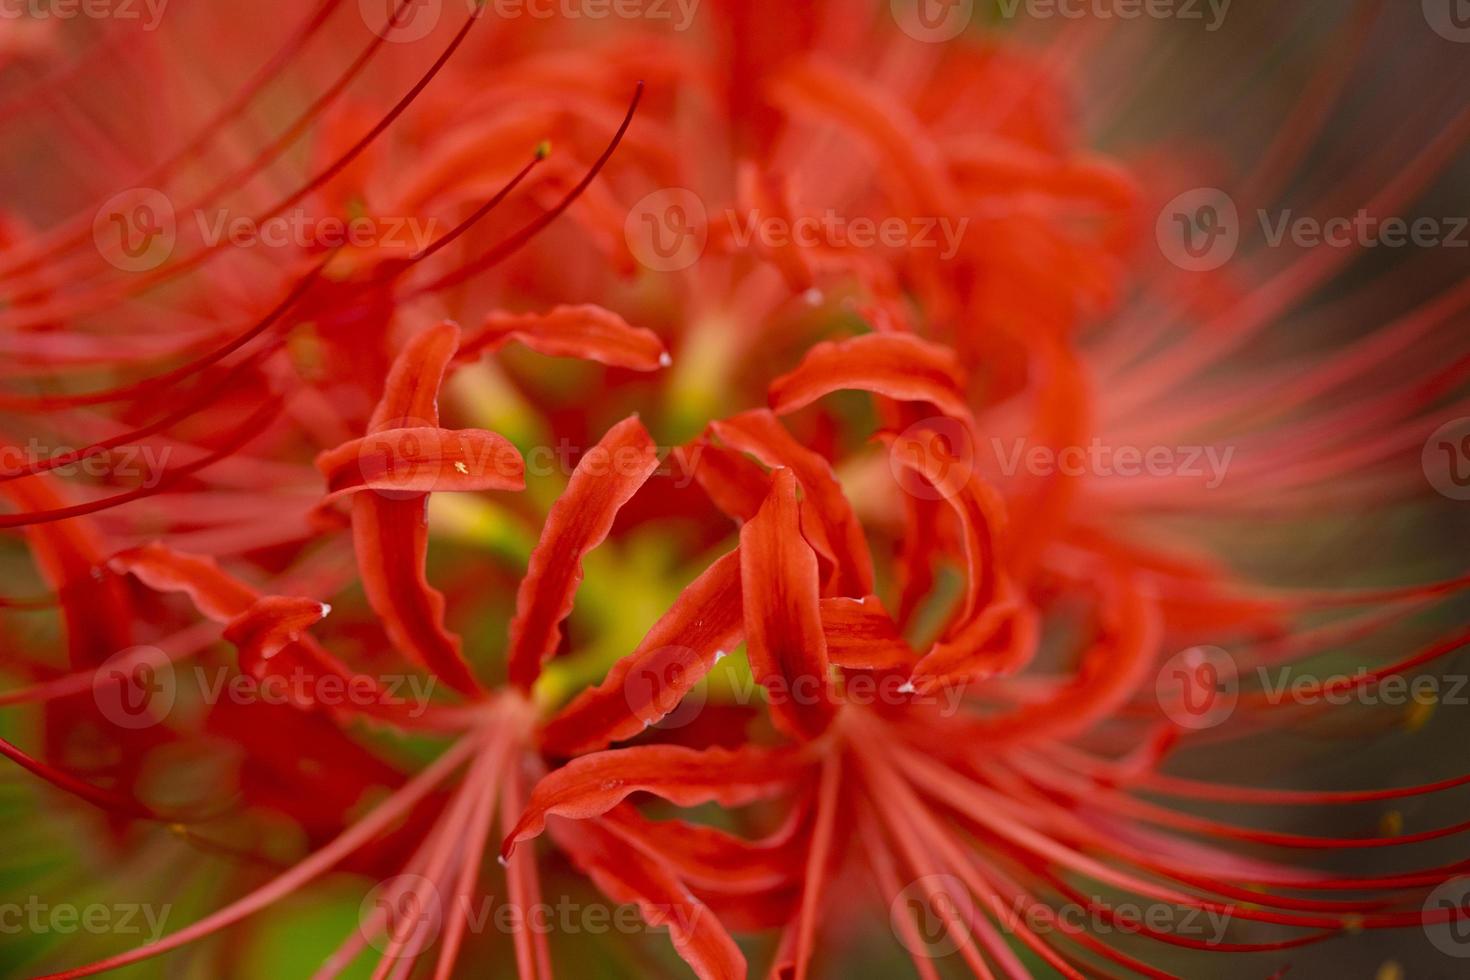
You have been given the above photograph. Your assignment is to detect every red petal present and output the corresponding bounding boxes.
[350,494,481,696]
[889,428,1034,688]
[768,333,974,423]
[506,416,660,690]
[112,545,420,723]
[971,571,1160,741]
[344,321,485,697]
[369,320,461,430]
[110,544,258,621]
[739,469,837,740]
[463,304,669,371]
[222,596,329,672]
[676,438,842,587]
[734,163,815,292]
[503,743,807,853]
[218,597,404,718]
[710,409,873,596]
[819,596,917,671]
[539,549,743,755]
[910,597,1040,695]
[598,802,806,894]
[548,817,746,980]
[315,427,524,502]
[676,438,770,523]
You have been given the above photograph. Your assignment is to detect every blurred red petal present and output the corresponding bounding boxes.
[464,303,668,371]
[769,333,974,423]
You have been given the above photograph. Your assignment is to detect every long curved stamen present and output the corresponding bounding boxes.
[410,81,645,297]
[0,0,346,282]
[0,0,487,330]
[0,399,279,528]
[38,734,481,980]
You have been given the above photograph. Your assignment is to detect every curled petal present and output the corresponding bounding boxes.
[112,545,418,722]
[732,163,814,292]
[350,495,481,696]
[599,802,806,894]
[504,743,807,854]
[676,438,843,585]
[740,469,837,740]
[540,549,743,755]
[315,427,524,502]
[223,596,329,671]
[890,428,1031,687]
[506,416,660,690]
[341,321,486,697]
[711,409,873,596]
[676,438,770,522]
[369,320,460,431]
[970,571,1160,742]
[819,596,917,672]
[769,333,974,424]
[110,544,258,621]
[218,598,408,719]
[463,304,669,371]
[909,596,1040,695]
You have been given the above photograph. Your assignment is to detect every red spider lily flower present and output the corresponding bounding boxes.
[505,319,1470,979]
[7,291,759,978]
[2,3,1469,980]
